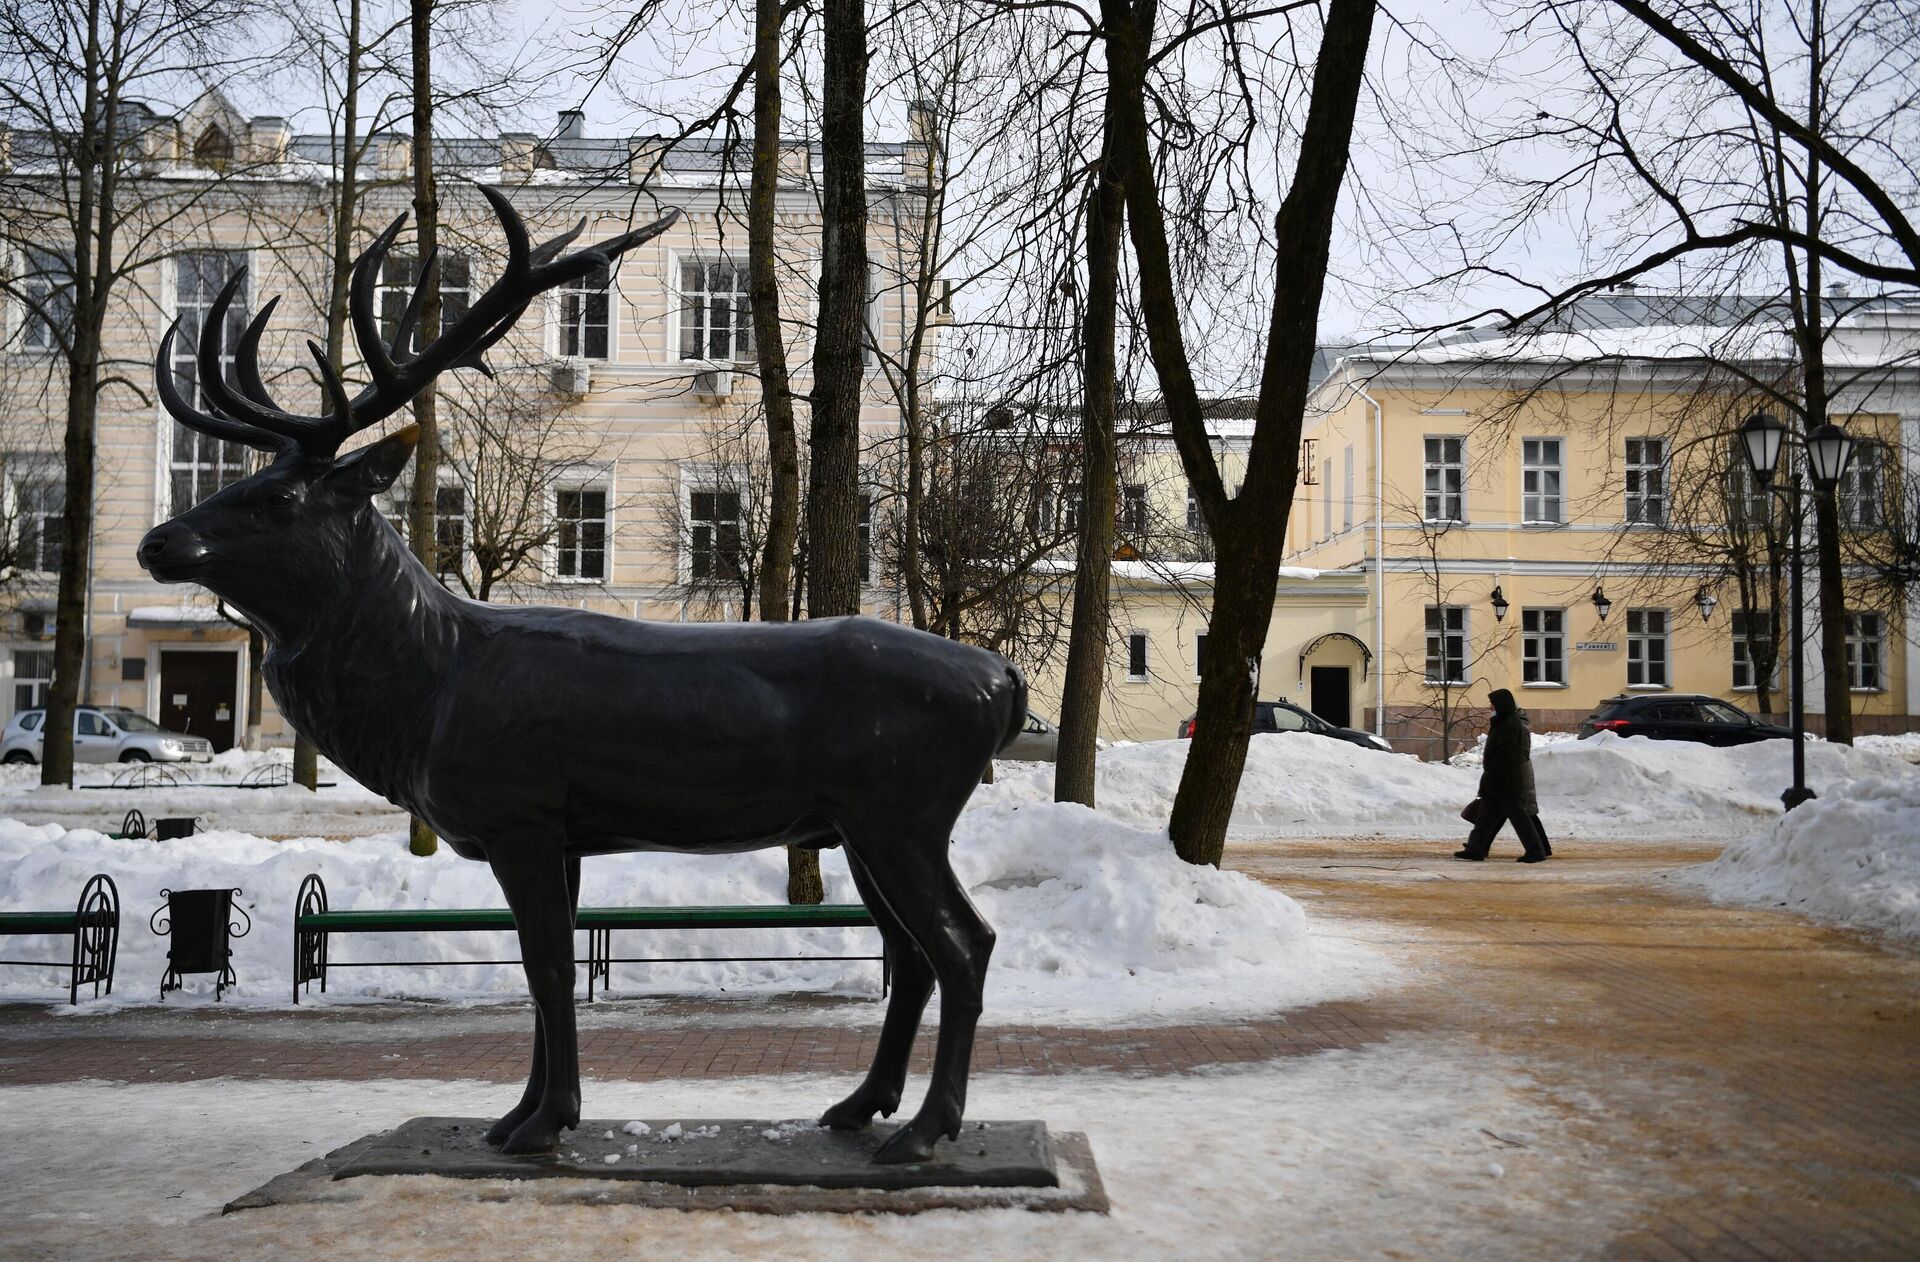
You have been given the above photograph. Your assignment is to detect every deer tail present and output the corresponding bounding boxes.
[996,663,1029,754]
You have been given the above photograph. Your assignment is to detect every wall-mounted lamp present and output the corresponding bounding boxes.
[1592,586,1612,622]
[1695,587,1719,623]
[1490,585,1510,622]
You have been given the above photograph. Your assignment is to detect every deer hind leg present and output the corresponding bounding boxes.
[486,855,580,1147]
[848,844,995,1166]
[491,850,583,1155]
[820,851,935,1133]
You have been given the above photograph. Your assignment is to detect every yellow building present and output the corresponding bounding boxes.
[1285,302,1920,755]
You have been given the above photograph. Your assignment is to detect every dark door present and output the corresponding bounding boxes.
[158,651,238,751]
[1310,666,1351,729]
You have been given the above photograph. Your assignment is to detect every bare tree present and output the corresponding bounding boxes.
[0,0,263,784]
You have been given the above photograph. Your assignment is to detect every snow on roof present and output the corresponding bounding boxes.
[126,604,240,628]
[1026,559,1323,584]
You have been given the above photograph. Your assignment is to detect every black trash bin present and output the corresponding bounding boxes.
[151,887,251,1000]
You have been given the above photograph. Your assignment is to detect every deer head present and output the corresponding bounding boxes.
[138,188,678,632]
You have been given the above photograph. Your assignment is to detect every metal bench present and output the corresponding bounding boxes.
[292,873,887,1003]
[0,874,120,1004]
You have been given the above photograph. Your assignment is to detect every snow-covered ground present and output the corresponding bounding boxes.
[0,797,1388,1019]
[0,1044,1658,1262]
[1686,774,1920,940]
[989,729,1918,840]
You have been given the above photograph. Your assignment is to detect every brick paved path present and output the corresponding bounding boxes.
[0,1005,1380,1085]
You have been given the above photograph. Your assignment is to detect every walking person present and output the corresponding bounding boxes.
[1456,688,1550,863]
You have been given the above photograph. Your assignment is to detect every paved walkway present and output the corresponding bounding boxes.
[3,838,1916,1259]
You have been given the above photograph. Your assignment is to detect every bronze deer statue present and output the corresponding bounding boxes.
[139,187,1023,1163]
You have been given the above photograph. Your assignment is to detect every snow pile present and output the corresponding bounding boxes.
[1688,776,1920,939]
[1858,732,1920,765]
[0,800,1373,1021]
[992,731,1918,839]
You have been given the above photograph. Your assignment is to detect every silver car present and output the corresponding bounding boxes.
[0,706,215,764]
[1001,712,1059,762]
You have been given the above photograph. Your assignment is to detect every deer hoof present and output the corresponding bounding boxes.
[820,1082,900,1132]
[871,1119,942,1165]
[500,1111,566,1156]
[485,1102,537,1147]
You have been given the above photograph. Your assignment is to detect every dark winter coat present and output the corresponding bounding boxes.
[1477,689,1538,813]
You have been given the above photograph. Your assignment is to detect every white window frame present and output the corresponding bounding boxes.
[7,454,63,574]
[672,253,753,364]
[1625,437,1667,525]
[1838,440,1882,528]
[1730,607,1778,692]
[1521,437,1564,524]
[1120,483,1148,535]
[1521,607,1565,686]
[167,249,254,517]
[1125,631,1149,682]
[550,474,612,584]
[1342,444,1354,531]
[1728,448,1772,527]
[1845,611,1884,692]
[554,259,615,362]
[1194,631,1207,683]
[375,249,472,352]
[15,245,73,354]
[1185,483,1202,533]
[1424,605,1469,685]
[379,472,469,583]
[1626,608,1670,689]
[10,645,54,715]
[1423,436,1466,524]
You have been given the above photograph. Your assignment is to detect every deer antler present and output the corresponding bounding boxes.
[159,188,681,458]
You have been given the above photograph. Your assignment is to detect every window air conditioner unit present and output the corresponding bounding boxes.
[550,358,591,397]
[693,368,733,401]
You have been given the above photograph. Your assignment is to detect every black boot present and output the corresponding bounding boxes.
[1453,849,1485,861]
[1516,852,1548,863]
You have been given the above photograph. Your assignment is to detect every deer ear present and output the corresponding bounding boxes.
[326,425,420,496]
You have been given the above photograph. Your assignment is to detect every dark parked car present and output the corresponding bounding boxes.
[1178,699,1394,753]
[1576,694,1791,746]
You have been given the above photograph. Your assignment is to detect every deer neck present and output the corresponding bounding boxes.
[253,513,464,802]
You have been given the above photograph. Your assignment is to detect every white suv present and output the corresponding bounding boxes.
[0,706,215,764]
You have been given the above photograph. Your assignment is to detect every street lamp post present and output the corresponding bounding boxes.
[1738,412,1856,812]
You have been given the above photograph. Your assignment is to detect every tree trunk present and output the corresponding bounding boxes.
[45,363,96,788]
[1105,0,1377,864]
[1053,136,1124,807]
[806,0,867,626]
[746,0,820,904]
[407,0,441,855]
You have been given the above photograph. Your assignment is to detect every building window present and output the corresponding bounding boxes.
[1185,483,1202,533]
[1521,608,1564,685]
[1120,483,1148,535]
[18,246,72,353]
[856,492,873,584]
[558,262,611,360]
[1322,456,1335,537]
[1522,438,1563,524]
[12,647,52,711]
[1728,449,1771,526]
[11,465,62,573]
[1845,612,1883,691]
[679,259,752,361]
[1342,444,1354,531]
[1423,437,1465,523]
[554,486,608,581]
[1625,438,1666,524]
[1126,632,1148,681]
[688,488,741,582]
[170,251,252,515]
[1048,482,1083,535]
[380,480,466,579]
[1424,605,1468,684]
[378,252,471,350]
[1731,607,1776,691]
[1194,632,1208,681]
[1626,608,1669,687]
[1838,441,1882,527]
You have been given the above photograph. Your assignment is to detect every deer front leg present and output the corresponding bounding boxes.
[491,851,583,1156]
[487,855,580,1147]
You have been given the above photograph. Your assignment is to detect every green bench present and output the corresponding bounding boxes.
[292,873,887,1003]
[0,874,120,1004]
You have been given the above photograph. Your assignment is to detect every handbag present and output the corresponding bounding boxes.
[1460,798,1485,823]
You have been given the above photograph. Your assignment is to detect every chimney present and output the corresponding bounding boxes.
[905,98,940,190]
[247,115,291,165]
[376,133,412,178]
[628,135,667,185]
[557,109,586,140]
[1826,281,1849,299]
[500,131,539,182]
[777,139,809,182]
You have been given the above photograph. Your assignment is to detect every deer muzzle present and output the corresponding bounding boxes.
[137,524,207,582]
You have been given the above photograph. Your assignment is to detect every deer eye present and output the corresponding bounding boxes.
[265,487,299,507]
